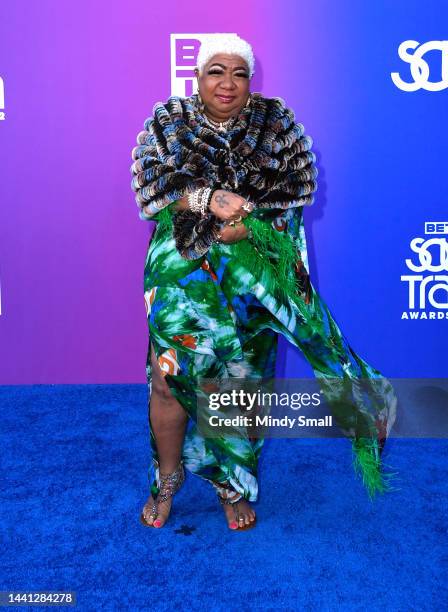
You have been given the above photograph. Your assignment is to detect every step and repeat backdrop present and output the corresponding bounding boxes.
[0,1,446,383]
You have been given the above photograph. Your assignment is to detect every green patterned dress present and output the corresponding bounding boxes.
[143,202,398,501]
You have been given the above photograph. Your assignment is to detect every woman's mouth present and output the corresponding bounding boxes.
[216,94,236,103]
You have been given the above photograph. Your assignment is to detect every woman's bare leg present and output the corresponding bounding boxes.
[142,342,188,528]
[142,342,255,529]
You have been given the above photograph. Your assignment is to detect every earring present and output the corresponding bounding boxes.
[245,93,252,108]
[197,91,205,112]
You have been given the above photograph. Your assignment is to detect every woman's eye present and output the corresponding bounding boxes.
[208,70,248,78]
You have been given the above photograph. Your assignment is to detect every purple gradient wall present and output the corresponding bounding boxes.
[0,1,446,384]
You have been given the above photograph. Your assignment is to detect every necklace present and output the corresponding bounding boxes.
[201,112,237,133]
[193,92,252,133]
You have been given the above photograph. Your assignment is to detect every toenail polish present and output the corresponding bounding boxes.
[154,520,161,527]
[230,521,238,529]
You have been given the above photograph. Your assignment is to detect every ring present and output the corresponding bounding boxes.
[234,215,243,223]
[242,202,253,212]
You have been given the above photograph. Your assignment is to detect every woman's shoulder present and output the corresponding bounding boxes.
[148,94,196,125]
[251,92,297,127]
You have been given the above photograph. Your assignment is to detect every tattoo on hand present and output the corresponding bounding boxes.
[215,193,229,208]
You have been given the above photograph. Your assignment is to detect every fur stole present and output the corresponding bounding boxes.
[130,92,318,258]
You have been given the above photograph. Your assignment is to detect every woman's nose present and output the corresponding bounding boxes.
[220,74,237,89]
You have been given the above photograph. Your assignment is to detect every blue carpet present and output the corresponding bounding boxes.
[1,384,447,611]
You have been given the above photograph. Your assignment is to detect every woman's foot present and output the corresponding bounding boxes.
[140,461,185,528]
[220,497,256,530]
[141,494,173,528]
[213,482,257,530]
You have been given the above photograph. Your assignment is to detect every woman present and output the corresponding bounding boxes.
[130,34,398,531]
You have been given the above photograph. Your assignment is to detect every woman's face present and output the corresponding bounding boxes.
[195,53,251,120]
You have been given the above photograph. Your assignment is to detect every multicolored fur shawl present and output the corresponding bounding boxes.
[130,92,318,258]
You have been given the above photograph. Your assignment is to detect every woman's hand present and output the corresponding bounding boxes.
[209,189,253,222]
[216,222,248,244]
[170,190,253,221]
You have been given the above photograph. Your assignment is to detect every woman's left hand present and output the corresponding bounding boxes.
[216,222,248,244]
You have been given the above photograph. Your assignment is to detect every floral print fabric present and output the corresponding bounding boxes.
[144,204,397,500]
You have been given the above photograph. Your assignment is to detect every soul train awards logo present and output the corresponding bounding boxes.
[401,222,448,320]
[170,33,236,96]
[0,76,5,120]
[391,40,448,91]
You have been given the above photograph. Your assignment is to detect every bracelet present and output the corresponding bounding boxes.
[187,187,214,216]
[205,186,214,212]
[187,189,202,213]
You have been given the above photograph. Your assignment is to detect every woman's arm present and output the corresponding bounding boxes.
[169,191,250,243]
[170,190,251,222]
[169,195,190,212]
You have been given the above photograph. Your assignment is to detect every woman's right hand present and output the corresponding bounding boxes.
[209,189,253,222]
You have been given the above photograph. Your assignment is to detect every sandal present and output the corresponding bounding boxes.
[140,460,185,528]
[213,482,257,532]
